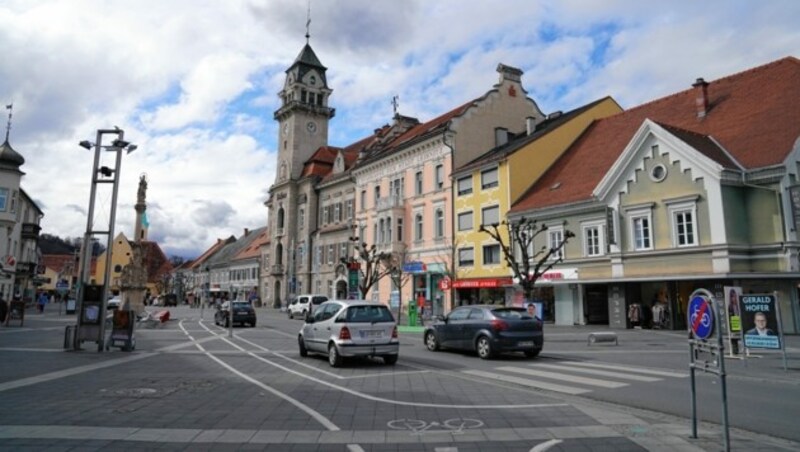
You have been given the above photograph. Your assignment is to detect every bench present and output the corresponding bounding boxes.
[588,332,618,346]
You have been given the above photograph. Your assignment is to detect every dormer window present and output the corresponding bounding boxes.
[309,75,316,86]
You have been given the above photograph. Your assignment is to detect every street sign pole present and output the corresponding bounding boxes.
[687,288,729,452]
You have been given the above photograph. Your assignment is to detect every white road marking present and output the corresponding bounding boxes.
[496,367,627,389]
[566,361,689,378]
[534,363,662,382]
[530,439,563,451]
[461,369,590,395]
[232,332,568,409]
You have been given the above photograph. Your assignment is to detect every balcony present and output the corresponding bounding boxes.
[270,264,284,275]
[375,195,404,212]
[377,241,407,256]
[21,223,41,241]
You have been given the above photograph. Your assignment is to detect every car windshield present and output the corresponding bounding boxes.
[344,305,394,323]
[491,308,528,320]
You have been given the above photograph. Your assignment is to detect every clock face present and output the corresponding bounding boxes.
[306,121,317,134]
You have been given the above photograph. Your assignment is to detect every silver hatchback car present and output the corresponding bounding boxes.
[298,300,399,367]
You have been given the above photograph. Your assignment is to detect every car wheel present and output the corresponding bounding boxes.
[524,350,540,358]
[288,311,293,319]
[382,354,398,365]
[476,336,494,359]
[328,344,343,367]
[425,332,440,351]
[298,336,308,357]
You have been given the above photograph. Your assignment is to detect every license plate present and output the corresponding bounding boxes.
[518,341,534,347]
[236,311,249,315]
[360,330,384,338]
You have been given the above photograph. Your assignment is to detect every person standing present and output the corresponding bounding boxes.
[37,291,48,313]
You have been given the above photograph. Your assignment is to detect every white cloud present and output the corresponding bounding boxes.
[0,0,797,258]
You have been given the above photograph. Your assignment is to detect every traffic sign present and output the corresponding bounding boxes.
[689,295,714,339]
[438,277,451,291]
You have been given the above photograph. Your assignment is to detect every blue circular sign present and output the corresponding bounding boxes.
[688,295,714,339]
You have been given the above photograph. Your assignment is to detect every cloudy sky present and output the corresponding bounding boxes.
[1,0,798,259]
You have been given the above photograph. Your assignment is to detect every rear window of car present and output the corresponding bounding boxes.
[232,302,251,310]
[312,296,328,305]
[491,308,527,320]
[344,305,395,323]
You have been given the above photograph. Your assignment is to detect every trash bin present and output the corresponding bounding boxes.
[408,302,417,327]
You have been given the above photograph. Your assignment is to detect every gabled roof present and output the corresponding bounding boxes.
[453,96,616,176]
[232,228,270,261]
[42,254,76,274]
[140,241,173,284]
[189,236,236,270]
[206,227,267,268]
[510,56,800,213]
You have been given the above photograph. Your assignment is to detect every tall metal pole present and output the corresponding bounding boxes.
[76,130,105,321]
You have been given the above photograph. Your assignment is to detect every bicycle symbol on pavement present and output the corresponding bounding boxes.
[387,418,484,435]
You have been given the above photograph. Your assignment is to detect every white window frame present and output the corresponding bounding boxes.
[415,170,423,195]
[435,208,445,238]
[548,225,565,261]
[457,211,473,231]
[482,244,501,265]
[581,220,605,257]
[481,205,499,227]
[435,164,444,190]
[626,206,654,251]
[458,247,474,267]
[669,201,698,247]
[414,213,424,241]
[457,176,473,196]
[327,244,334,265]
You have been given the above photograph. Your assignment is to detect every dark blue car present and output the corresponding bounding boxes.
[423,305,543,359]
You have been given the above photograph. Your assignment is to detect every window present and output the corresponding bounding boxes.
[672,209,696,247]
[397,218,404,242]
[415,214,423,241]
[386,218,392,243]
[360,190,366,211]
[345,200,353,220]
[327,245,334,265]
[481,205,499,227]
[582,223,603,257]
[379,218,385,243]
[276,207,284,229]
[481,168,498,190]
[435,164,444,190]
[9,191,16,214]
[374,185,381,203]
[339,243,347,260]
[548,227,564,260]
[632,215,652,250]
[458,248,474,267]
[391,177,403,198]
[457,176,473,196]
[415,171,423,195]
[483,244,501,265]
[334,203,341,222]
[298,208,305,230]
[435,209,445,238]
[458,211,473,231]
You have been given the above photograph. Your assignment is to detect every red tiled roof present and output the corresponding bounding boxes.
[511,56,800,213]
[232,229,270,261]
[141,241,173,284]
[42,254,97,276]
[190,237,235,269]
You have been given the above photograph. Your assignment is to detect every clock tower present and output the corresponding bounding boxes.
[273,42,335,182]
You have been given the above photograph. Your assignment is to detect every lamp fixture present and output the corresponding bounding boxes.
[79,140,93,150]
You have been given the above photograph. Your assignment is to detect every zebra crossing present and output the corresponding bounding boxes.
[462,361,688,395]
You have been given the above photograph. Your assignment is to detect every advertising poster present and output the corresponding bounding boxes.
[723,286,742,332]
[741,294,782,350]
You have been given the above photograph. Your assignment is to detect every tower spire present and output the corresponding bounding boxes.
[4,103,12,142]
[305,0,311,44]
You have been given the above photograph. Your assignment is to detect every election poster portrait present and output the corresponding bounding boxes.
[723,286,742,332]
[740,294,781,350]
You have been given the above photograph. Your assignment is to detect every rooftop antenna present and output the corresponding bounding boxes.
[4,103,12,142]
[391,95,399,116]
[305,0,311,44]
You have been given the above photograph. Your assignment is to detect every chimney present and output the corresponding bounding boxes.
[692,78,709,118]
[526,117,536,135]
[494,127,509,147]
[243,228,250,237]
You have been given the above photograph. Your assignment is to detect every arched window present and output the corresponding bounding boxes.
[275,243,283,266]
[415,214,423,241]
[277,207,285,229]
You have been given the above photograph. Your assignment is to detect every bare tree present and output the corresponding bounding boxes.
[479,217,574,302]
[379,245,411,325]
[342,240,394,300]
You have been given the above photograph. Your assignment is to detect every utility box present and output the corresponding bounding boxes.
[408,302,417,327]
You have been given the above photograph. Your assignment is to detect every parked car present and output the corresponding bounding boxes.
[298,300,399,367]
[215,301,257,327]
[423,305,543,359]
[107,296,122,310]
[288,294,329,319]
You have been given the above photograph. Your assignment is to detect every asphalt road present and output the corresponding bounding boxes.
[0,304,796,451]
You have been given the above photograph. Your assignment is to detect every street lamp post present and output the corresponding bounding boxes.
[74,128,137,352]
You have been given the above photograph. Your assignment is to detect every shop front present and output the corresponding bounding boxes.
[453,277,513,307]
[404,262,448,320]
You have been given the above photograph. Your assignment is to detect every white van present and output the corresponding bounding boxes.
[288,294,329,319]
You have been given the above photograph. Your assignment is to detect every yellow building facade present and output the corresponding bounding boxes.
[451,97,622,307]
[92,232,133,294]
